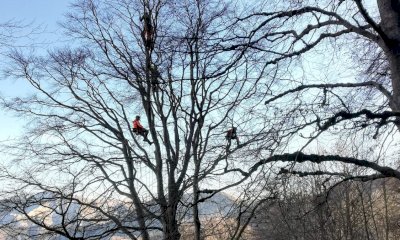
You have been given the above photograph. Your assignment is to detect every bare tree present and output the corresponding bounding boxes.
[215,0,400,181]
[252,168,400,240]
[0,0,279,239]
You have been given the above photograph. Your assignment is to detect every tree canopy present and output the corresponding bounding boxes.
[1,0,400,239]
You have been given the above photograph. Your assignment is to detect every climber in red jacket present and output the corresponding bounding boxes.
[132,116,152,144]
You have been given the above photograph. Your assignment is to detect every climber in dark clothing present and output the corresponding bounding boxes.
[140,12,154,51]
[226,127,240,150]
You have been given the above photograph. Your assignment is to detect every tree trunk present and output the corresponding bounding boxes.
[358,186,371,240]
[345,184,353,240]
[163,203,181,240]
[192,165,202,240]
[383,181,390,240]
[378,1,400,113]
[163,182,181,240]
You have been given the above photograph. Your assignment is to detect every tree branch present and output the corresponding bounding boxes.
[248,152,400,179]
[265,82,392,105]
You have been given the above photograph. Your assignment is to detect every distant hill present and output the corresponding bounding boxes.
[0,191,239,239]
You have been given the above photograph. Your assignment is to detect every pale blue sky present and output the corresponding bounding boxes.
[0,0,73,140]
[0,0,72,31]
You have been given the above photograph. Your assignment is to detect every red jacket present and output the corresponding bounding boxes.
[133,119,143,129]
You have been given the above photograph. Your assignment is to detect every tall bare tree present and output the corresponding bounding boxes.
[0,0,279,239]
